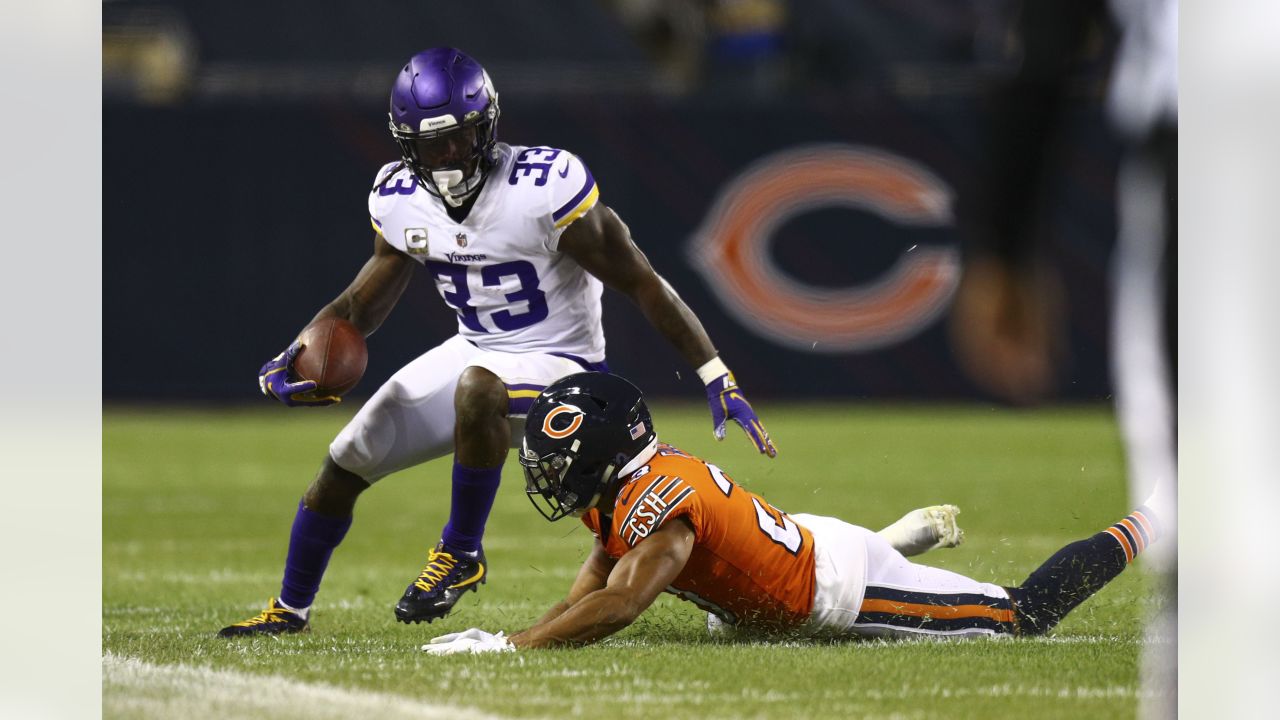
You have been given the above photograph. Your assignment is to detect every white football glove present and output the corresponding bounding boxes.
[422,627,515,655]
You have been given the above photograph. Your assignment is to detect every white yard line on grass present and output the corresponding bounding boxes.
[103,653,509,720]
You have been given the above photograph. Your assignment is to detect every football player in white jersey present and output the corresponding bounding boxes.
[218,47,776,637]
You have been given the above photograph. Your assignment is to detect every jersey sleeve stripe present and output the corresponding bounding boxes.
[650,487,695,525]
[653,476,683,498]
[553,184,599,229]
[619,475,669,530]
[622,485,695,545]
[552,166,596,221]
[552,168,599,228]
[370,217,384,236]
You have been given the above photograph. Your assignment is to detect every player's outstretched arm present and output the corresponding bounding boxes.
[507,518,695,649]
[526,540,615,627]
[259,234,414,407]
[559,205,776,457]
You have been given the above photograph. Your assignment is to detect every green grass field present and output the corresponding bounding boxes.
[103,402,1159,719]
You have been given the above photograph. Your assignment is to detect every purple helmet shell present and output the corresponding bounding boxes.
[387,47,500,204]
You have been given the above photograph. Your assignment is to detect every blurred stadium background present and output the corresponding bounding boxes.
[102,0,1121,405]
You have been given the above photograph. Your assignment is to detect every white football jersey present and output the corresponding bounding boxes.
[368,143,605,362]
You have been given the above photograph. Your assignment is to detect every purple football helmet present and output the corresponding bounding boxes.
[388,47,500,206]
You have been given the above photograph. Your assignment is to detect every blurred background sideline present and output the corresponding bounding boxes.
[103,0,1121,404]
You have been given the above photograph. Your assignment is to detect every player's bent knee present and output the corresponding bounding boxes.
[321,455,370,486]
[303,456,371,515]
[329,414,398,480]
[454,366,508,426]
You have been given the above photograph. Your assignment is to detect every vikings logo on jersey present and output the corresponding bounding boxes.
[367,143,606,363]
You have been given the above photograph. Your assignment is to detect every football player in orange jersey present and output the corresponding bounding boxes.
[423,373,1164,654]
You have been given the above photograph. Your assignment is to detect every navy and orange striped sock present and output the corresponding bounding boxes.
[1007,506,1162,635]
[1102,506,1161,564]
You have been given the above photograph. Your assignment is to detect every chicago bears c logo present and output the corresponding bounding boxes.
[689,144,960,352]
[542,405,585,439]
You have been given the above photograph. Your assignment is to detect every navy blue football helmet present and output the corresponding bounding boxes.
[520,373,658,522]
[388,47,500,206]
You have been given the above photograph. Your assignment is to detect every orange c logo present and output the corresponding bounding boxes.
[542,405,584,439]
[690,145,960,352]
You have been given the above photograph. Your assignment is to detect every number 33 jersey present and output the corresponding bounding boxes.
[368,143,606,362]
[582,444,818,630]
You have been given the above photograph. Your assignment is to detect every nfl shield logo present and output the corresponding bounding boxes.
[455,233,468,247]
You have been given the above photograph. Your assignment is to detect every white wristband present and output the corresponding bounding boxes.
[696,356,731,385]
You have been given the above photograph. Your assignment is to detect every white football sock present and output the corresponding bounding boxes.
[878,508,939,557]
[278,598,311,620]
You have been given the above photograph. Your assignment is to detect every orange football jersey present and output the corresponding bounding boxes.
[582,444,816,630]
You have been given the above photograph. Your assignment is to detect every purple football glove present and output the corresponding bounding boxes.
[705,372,776,457]
[258,341,340,407]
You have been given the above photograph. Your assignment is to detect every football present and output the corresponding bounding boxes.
[293,316,368,397]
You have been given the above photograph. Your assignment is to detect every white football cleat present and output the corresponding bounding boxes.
[707,612,726,636]
[877,504,965,557]
[706,612,754,640]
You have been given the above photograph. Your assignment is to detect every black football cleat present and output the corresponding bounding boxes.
[217,598,309,638]
[394,542,487,624]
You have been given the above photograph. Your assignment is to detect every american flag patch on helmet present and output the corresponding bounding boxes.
[630,421,647,440]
